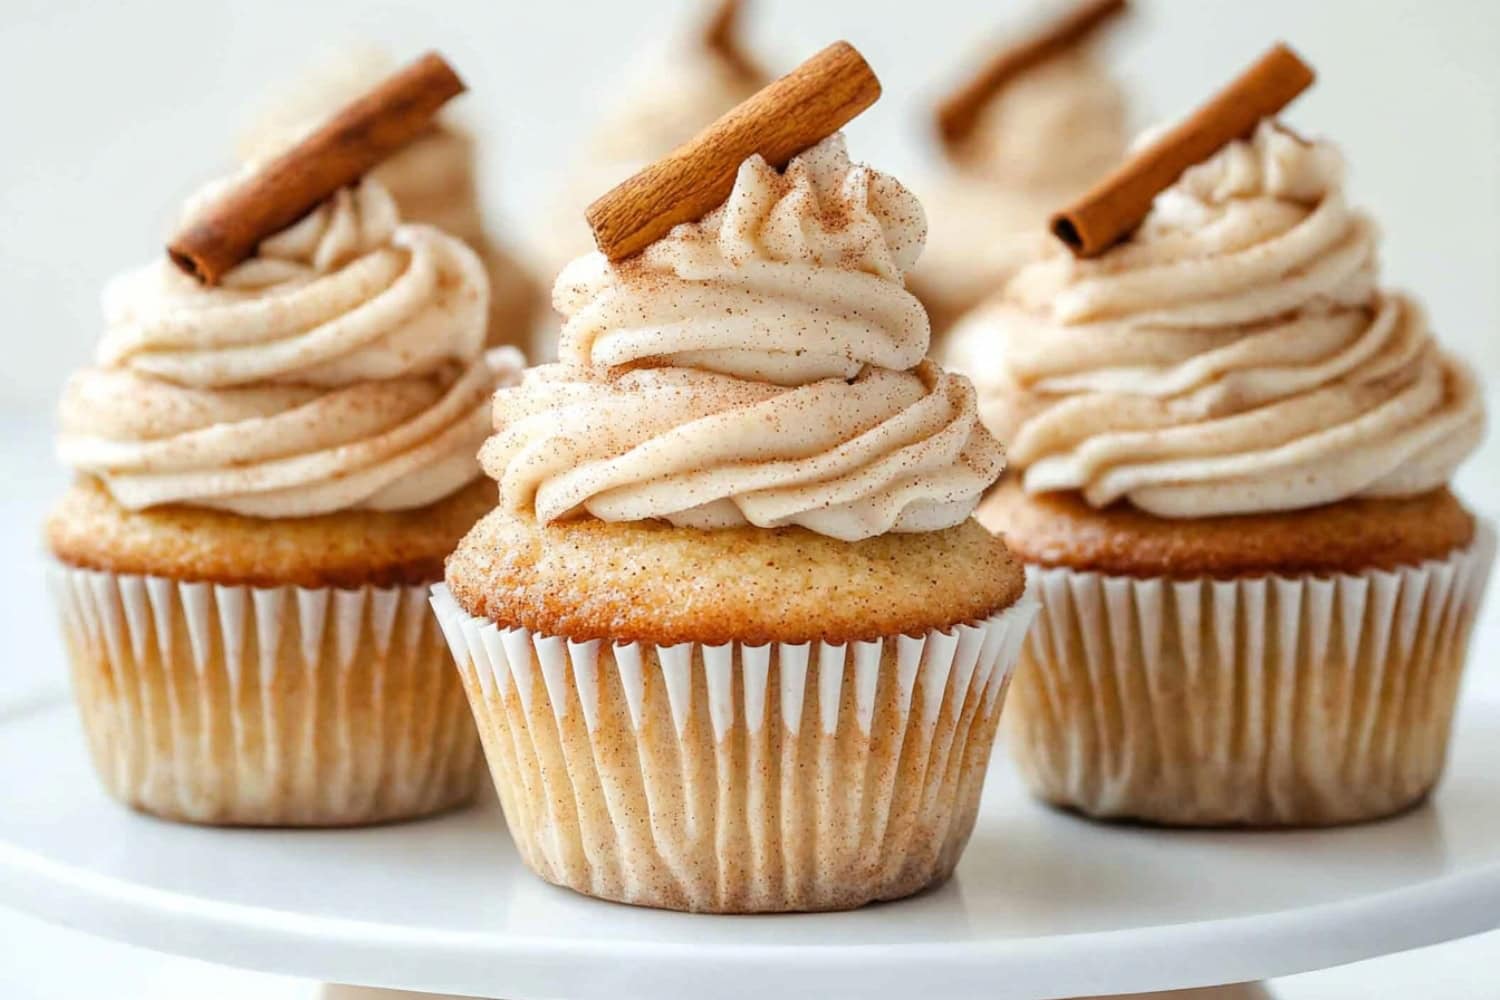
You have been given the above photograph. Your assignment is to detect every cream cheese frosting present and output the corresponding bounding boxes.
[483,135,1006,542]
[59,179,523,518]
[914,50,1128,325]
[950,121,1484,518]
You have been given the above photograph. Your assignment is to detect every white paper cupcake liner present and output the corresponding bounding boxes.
[430,585,1038,912]
[1009,522,1495,826]
[49,565,483,826]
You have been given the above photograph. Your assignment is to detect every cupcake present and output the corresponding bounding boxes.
[529,0,771,303]
[911,0,1130,338]
[432,45,1036,912]
[239,46,542,352]
[963,97,1491,827]
[46,63,523,826]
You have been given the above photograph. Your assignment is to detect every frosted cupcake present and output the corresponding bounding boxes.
[912,0,1129,338]
[964,90,1491,825]
[529,0,771,299]
[46,60,521,826]
[239,47,542,351]
[433,45,1036,912]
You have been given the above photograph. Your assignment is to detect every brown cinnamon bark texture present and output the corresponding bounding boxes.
[167,52,466,285]
[934,0,1128,150]
[585,41,881,262]
[1051,43,1315,257]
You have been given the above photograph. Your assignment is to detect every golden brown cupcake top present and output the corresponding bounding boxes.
[980,480,1474,578]
[48,477,496,589]
[447,507,1023,645]
[951,122,1484,519]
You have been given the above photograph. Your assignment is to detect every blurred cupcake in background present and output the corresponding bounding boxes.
[47,56,522,827]
[528,0,773,316]
[911,0,1131,340]
[962,48,1492,827]
[239,46,543,353]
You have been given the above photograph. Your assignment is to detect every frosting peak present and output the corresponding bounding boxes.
[484,135,1005,541]
[60,177,518,518]
[950,122,1484,518]
[224,182,401,284]
[555,135,929,385]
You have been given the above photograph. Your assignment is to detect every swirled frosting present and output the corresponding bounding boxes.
[483,135,1005,541]
[914,50,1128,325]
[950,122,1484,518]
[59,179,523,518]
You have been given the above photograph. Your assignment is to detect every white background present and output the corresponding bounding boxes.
[2,0,1498,407]
[1,0,1497,996]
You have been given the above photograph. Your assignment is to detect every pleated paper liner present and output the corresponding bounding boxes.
[1010,522,1495,827]
[49,565,484,826]
[430,585,1038,913]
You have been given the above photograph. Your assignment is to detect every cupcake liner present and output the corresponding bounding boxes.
[430,585,1038,913]
[49,565,483,826]
[1009,522,1495,827]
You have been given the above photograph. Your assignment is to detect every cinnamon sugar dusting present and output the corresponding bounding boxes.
[58,177,523,518]
[480,134,1006,542]
[949,122,1484,518]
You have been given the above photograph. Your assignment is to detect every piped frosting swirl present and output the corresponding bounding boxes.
[60,179,519,518]
[950,122,1484,517]
[482,135,1005,541]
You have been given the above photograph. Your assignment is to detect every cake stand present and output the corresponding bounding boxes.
[3,677,1500,1000]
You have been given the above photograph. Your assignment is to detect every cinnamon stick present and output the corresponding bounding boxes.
[1051,43,1315,257]
[167,52,465,284]
[586,41,881,261]
[935,0,1128,150]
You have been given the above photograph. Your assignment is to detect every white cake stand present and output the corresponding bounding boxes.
[2,689,1498,1000]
